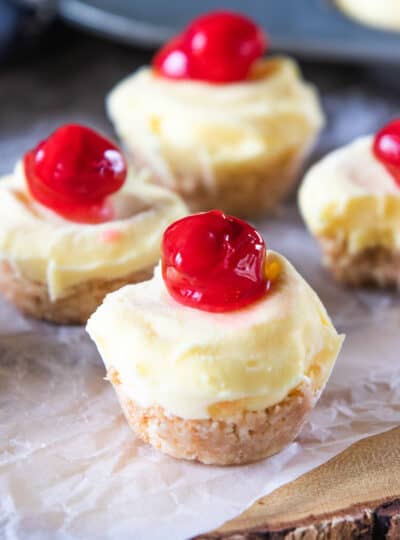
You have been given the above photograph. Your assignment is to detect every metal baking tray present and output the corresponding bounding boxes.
[58,0,400,63]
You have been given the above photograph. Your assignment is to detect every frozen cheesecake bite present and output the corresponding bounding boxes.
[336,0,400,31]
[299,120,400,288]
[0,124,186,324]
[87,211,343,465]
[107,11,324,218]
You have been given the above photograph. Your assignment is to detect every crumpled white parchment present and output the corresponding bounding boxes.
[1,204,399,540]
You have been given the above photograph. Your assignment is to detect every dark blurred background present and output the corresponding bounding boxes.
[1,0,400,178]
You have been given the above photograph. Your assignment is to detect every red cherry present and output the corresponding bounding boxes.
[187,11,267,83]
[23,124,127,223]
[153,11,267,84]
[373,120,400,187]
[162,210,269,312]
[153,35,192,80]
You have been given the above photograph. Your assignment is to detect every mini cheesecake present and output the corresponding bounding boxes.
[0,124,187,324]
[336,0,400,31]
[107,11,324,218]
[299,120,400,288]
[87,211,343,465]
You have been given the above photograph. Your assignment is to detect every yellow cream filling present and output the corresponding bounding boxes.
[299,136,400,254]
[87,252,343,420]
[0,163,187,299]
[107,57,324,188]
[336,0,400,31]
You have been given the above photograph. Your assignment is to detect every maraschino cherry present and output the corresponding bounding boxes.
[161,210,269,312]
[373,119,400,187]
[153,11,267,83]
[24,124,127,223]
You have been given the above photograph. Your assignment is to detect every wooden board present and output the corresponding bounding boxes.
[197,427,400,539]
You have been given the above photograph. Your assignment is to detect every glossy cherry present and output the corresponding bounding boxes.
[24,124,127,223]
[373,119,400,187]
[152,35,192,80]
[161,210,269,312]
[153,11,267,83]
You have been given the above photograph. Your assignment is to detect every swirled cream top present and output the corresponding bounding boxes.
[87,252,343,420]
[299,135,400,253]
[107,58,324,188]
[336,0,400,31]
[0,163,187,300]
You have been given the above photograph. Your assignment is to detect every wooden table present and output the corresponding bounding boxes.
[198,427,400,539]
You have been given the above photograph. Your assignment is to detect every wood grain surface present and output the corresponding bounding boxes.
[197,427,400,539]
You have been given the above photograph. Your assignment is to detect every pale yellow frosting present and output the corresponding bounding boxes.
[107,58,324,190]
[87,251,343,420]
[0,163,187,300]
[299,135,400,253]
[336,0,400,31]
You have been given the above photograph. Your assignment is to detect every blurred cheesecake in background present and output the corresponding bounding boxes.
[108,11,324,219]
[336,0,400,31]
[299,120,400,288]
[0,124,187,324]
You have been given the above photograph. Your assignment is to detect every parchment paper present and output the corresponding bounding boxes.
[1,203,399,540]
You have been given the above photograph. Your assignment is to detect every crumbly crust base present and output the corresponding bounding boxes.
[0,260,153,325]
[132,143,311,218]
[108,367,319,465]
[318,237,400,288]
